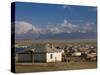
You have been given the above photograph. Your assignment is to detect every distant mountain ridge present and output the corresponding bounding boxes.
[15,32,97,40]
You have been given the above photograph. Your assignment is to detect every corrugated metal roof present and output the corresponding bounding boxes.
[16,43,62,53]
[15,47,32,53]
[15,48,26,53]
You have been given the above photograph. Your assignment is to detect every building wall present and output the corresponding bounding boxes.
[33,53,46,62]
[16,52,62,63]
[17,53,32,62]
[46,52,62,62]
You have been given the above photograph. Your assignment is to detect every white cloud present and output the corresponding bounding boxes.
[78,30,86,33]
[48,27,62,34]
[82,22,96,32]
[15,21,41,35]
[47,19,79,34]
[46,19,96,34]
[15,20,96,36]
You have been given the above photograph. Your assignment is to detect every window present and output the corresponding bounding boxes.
[50,54,53,59]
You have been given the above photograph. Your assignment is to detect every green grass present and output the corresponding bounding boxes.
[15,61,97,73]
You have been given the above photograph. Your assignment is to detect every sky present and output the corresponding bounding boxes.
[13,2,97,40]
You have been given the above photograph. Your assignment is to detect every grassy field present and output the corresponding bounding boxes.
[15,61,97,73]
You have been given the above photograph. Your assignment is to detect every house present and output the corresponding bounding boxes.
[86,52,97,61]
[15,43,63,63]
[72,52,82,57]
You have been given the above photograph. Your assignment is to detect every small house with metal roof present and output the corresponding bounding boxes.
[15,43,63,63]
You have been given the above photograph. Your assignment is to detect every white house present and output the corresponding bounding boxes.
[72,52,82,57]
[16,43,63,63]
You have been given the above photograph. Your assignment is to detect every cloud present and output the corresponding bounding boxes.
[48,27,61,34]
[82,22,96,32]
[15,21,41,35]
[46,19,96,34]
[47,19,79,34]
[15,20,96,36]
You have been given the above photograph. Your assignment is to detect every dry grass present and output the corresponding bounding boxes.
[15,61,97,73]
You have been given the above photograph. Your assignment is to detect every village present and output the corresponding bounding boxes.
[14,40,97,73]
[15,40,97,63]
